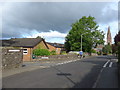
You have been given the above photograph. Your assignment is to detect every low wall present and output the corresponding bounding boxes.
[32,53,96,61]
[2,48,23,70]
[48,54,78,60]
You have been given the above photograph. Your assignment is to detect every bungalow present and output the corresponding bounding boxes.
[1,37,49,61]
[46,42,65,54]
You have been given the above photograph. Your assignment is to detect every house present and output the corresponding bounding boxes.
[46,42,65,54]
[93,44,104,52]
[1,37,49,61]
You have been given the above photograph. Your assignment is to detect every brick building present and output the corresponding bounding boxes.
[1,37,49,61]
[46,42,64,54]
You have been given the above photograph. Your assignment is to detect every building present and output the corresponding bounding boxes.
[94,44,104,52]
[1,37,49,61]
[107,26,112,45]
[46,42,65,54]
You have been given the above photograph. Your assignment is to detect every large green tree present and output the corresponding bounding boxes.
[65,16,105,53]
[102,44,112,55]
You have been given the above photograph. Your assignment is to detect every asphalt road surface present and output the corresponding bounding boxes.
[2,55,118,88]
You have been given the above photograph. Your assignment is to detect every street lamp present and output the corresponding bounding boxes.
[80,33,88,51]
[81,34,83,51]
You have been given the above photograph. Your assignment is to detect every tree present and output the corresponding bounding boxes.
[102,44,112,55]
[114,31,120,63]
[114,31,120,45]
[65,16,105,53]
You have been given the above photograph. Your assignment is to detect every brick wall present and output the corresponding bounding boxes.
[47,43,56,52]
[2,48,23,70]
[23,41,48,61]
[47,43,61,54]
[23,48,32,61]
[33,41,48,50]
[56,48,61,54]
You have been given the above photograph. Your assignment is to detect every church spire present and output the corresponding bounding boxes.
[107,26,112,45]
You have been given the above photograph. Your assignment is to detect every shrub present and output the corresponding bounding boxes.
[33,49,50,56]
[50,50,56,55]
[91,49,97,53]
[97,51,102,55]
[102,44,112,54]
[61,51,67,55]
[118,43,120,63]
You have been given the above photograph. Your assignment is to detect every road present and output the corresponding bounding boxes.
[2,55,118,88]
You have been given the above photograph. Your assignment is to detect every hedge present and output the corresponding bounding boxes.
[33,49,50,56]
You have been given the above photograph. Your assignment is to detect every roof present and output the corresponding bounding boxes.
[96,44,104,49]
[1,38,49,48]
[47,42,64,48]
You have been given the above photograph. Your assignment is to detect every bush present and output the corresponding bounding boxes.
[33,49,50,56]
[61,51,67,55]
[50,50,56,55]
[97,51,102,55]
[118,44,120,63]
[91,49,97,53]
[102,44,112,54]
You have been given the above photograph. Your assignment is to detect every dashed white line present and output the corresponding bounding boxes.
[103,60,110,68]
[109,62,113,67]
[54,59,81,66]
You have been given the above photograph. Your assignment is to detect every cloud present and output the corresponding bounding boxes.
[2,2,118,43]
[24,30,67,43]
[24,30,67,38]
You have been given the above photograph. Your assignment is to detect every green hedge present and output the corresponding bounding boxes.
[91,49,97,53]
[50,50,56,55]
[33,49,50,56]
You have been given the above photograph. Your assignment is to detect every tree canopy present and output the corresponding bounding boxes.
[114,31,120,45]
[65,16,105,53]
[102,44,112,54]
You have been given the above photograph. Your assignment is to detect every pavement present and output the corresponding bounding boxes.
[2,55,119,88]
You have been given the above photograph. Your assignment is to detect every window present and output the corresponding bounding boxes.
[23,49,28,55]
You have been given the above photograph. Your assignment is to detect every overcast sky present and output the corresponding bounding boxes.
[1,1,118,44]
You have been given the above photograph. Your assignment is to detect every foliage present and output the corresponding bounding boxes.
[112,44,118,54]
[102,44,112,54]
[65,16,105,53]
[97,51,102,55]
[91,49,97,53]
[60,51,67,55]
[114,31,120,45]
[118,43,120,63]
[33,49,50,56]
[50,50,56,55]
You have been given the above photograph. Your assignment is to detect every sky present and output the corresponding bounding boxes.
[1,1,119,44]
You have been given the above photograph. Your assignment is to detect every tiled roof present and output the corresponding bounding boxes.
[1,38,47,48]
[47,42,64,48]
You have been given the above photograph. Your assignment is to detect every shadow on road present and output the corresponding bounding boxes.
[51,66,76,85]
[71,56,118,88]
[51,57,107,88]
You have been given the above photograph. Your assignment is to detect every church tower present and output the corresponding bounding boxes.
[107,26,112,45]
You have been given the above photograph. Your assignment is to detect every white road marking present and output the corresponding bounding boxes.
[53,59,81,66]
[112,59,118,62]
[109,62,113,67]
[103,60,110,68]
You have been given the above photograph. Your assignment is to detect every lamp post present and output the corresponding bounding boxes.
[81,33,88,51]
[81,34,83,51]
